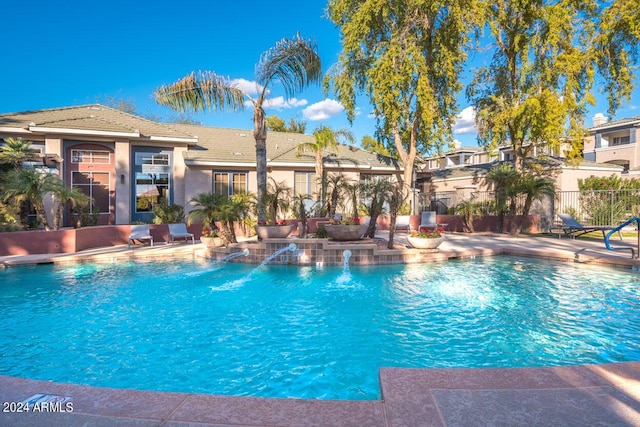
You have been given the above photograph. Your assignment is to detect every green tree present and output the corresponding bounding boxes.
[154,33,321,224]
[361,135,394,158]
[386,182,408,249]
[152,201,185,224]
[359,177,393,238]
[266,115,307,133]
[326,0,480,195]
[296,126,354,205]
[0,137,35,169]
[467,1,639,170]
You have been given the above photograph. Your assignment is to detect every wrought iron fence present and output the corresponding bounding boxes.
[554,189,640,227]
[424,189,640,229]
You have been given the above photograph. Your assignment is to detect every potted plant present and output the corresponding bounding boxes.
[255,219,295,239]
[406,228,445,249]
[200,227,224,247]
[255,179,294,239]
[324,216,368,241]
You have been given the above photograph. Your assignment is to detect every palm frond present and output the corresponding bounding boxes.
[154,71,246,113]
[256,33,322,99]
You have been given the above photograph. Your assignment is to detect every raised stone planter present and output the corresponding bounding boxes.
[407,235,444,249]
[324,224,368,241]
[254,225,294,239]
[200,236,224,248]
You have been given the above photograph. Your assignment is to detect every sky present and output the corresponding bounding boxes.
[1,1,638,150]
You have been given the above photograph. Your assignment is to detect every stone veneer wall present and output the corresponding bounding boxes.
[205,238,438,266]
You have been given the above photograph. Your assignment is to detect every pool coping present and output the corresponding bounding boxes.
[2,233,640,426]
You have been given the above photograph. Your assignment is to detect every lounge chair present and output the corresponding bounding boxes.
[128,225,153,248]
[418,211,438,232]
[395,215,411,232]
[168,223,195,245]
[556,213,621,239]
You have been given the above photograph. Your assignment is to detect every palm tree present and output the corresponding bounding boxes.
[50,181,89,230]
[486,163,519,233]
[293,193,312,237]
[386,182,408,249]
[517,175,556,234]
[324,173,346,220]
[154,33,321,225]
[265,178,292,225]
[360,178,393,238]
[2,169,58,230]
[187,193,242,244]
[296,126,354,205]
[0,137,35,169]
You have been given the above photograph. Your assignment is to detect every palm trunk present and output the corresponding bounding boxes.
[387,213,397,249]
[254,107,268,224]
[34,201,50,231]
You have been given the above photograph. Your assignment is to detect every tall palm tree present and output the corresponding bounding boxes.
[154,33,322,225]
[0,137,35,169]
[296,126,354,205]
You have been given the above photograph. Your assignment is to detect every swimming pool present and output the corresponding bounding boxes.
[1,256,639,400]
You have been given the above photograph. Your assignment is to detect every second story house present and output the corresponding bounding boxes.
[583,113,640,173]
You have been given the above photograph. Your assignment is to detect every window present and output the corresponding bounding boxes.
[71,150,110,164]
[612,136,630,146]
[214,172,247,196]
[294,171,316,196]
[135,173,169,212]
[135,152,169,165]
[72,171,110,214]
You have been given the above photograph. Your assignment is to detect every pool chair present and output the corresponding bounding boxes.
[418,211,438,232]
[168,223,195,245]
[394,215,411,232]
[128,224,153,248]
[556,213,621,239]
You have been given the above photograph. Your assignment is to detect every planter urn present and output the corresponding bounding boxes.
[324,224,368,241]
[407,235,444,249]
[254,225,294,239]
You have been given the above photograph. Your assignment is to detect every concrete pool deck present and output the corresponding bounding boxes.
[1,232,640,426]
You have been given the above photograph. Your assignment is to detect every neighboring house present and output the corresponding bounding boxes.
[0,104,401,226]
[583,113,640,173]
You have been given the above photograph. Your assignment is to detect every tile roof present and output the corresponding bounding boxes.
[0,104,197,142]
[0,104,400,171]
[589,115,640,131]
[172,123,401,171]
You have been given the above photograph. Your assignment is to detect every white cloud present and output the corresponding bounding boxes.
[230,78,265,96]
[263,96,308,109]
[453,106,477,135]
[302,99,345,121]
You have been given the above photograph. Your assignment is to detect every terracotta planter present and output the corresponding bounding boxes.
[407,235,444,249]
[324,224,368,241]
[200,236,224,247]
[254,225,294,239]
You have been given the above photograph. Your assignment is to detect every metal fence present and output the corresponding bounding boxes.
[423,189,640,229]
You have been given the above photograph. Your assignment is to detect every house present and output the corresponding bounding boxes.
[0,104,401,227]
[583,113,640,173]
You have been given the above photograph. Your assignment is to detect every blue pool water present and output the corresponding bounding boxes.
[1,256,640,400]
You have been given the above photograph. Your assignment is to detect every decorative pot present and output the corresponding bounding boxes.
[254,225,294,239]
[200,236,224,247]
[407,235,444,249]
[324,224,368,241]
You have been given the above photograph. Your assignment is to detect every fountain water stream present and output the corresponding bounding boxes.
[259,243,298,267]
[221,249,250,262]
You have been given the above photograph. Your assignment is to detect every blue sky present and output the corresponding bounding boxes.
[2,1,638,149]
